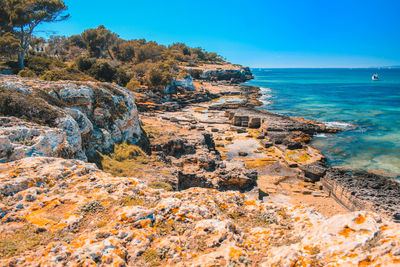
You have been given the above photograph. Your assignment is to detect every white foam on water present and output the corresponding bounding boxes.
[314,133,327,138]
[259,87,273,105]
[323,121,353,129]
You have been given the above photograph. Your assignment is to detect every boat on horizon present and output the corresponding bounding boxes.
[372,73,379,81]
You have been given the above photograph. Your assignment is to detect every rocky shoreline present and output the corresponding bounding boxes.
[1,67,400,265]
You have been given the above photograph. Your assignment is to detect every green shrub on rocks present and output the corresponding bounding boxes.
[87,61,116,82]
[75,56,95,72]
[25,56,66,76]
[18,69,37,78]
[41,67,94,82]
[126,78,141,91]
[0,88,61,127]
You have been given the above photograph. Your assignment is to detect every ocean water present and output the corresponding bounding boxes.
[246,68,400,178]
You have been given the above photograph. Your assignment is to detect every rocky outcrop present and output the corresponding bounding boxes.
[166,75,196,94]
[1,157,400,266]
[151,129,257,192]
[322,168,400,222]
[200,67,253,83]
[0,75,142,162]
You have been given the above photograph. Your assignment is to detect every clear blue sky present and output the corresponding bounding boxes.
[37,0,400,68]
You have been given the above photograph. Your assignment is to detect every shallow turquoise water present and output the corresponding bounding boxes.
[246,68,400,178]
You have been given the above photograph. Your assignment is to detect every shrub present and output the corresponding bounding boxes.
[113,67,131,86]
[112,41,136,62]
[110,143,146,161]
[41,67,94,82]
[187,69,203,79]
[88,61,116,82]
[0,89,61,127]
[75,56,94,72]
[25,56,66,75]
[146,65,173,91]
[126,78,141,91]
[18,69,37,78]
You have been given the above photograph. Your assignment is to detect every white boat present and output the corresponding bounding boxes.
[372,73,379,81]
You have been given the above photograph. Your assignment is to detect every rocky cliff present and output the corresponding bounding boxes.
[0,76,142,163]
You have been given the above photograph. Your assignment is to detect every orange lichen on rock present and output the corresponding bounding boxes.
[0,157,400,266]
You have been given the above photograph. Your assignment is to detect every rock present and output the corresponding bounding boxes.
[0,76,142,163]
[300,163,327,182]
[211,128,219,133]
[260,140,273,148]
[1,157,400,266]
[285,141,303,150]
[199,67,253,83]
[238,152,248,157]
[248,117,261,128]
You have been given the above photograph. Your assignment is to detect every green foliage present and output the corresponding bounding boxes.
[0,32,20,56]
[25,55,66,75]
[112,40,135,62]
[126,78,141,91]
[18,69,37,78]
[87,61,116,82]
[114,67,131,86]
[146,62,174,91]
[75,56,94,72]
[187,69,203,79]
[135,41,165,63]
[1,0,69,69]
[110,142,146,161]
[81,25,118,58]
[0,88,61,127]
[41,67,94,82]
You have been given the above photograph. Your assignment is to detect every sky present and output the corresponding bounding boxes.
[37,0,400,68]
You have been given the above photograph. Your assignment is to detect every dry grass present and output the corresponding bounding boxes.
[0,225,73,257]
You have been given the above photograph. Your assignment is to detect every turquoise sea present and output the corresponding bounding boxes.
[246,68,400,178]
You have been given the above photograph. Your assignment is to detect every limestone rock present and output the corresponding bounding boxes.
[0,76,142,162]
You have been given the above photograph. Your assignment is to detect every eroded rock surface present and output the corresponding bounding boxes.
[0,157,399,266]
[0,76,142,162]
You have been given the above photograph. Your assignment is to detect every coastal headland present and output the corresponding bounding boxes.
[1,63,400,265]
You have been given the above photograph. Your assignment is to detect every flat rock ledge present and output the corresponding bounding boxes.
[322,168,400,222]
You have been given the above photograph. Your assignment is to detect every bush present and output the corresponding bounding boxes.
[125,78,141,91]
[41,67,94,82]
[187,69,203,79]
[88,61,116,82]
[18,69,37,78]
[110,143,146,161]
[75,56,94,72]
[113,67,130,86]
[146,64,173,91]
[25,56,66,75]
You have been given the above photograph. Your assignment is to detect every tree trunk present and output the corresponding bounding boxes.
[18,50,25,70]
[99,47,104,58]
[106,46,114,60]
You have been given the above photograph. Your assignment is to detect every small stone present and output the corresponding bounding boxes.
[211,128,219,132]
[260,140,273,148]
[238,152,248,157]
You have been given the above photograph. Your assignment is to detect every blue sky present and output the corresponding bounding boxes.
[37,0,400,68]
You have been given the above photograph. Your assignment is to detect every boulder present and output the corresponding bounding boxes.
[300,162,327,182]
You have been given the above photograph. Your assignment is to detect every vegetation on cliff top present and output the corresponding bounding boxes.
[0,0,226,94]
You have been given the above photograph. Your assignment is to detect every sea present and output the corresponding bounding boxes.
[246,68,400,179]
